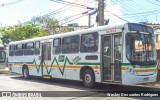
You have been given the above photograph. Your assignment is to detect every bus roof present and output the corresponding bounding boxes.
[9,23,126,45]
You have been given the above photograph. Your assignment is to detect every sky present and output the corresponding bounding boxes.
[0,0,160,27]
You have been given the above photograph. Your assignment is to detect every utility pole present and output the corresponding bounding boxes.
[98,0,105,26]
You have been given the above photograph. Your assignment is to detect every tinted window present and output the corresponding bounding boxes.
[17,44,23,50]
[81,32,98,52]
[26,42,34,49]
[128,23,154,34]
[35,41,40,55]
[9,45,15,50]
[14,44,23,56]
[24,42,34,55]
[9,45,15,56]
[62,35,79,53]
[53,38,61,54]
[35,41,40,48]
[129,24,143,32]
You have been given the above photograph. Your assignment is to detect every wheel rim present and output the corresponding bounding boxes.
[85,73,92,84]
[24,69,28,78]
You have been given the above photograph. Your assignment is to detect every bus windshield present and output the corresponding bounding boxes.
[126,32,156,65]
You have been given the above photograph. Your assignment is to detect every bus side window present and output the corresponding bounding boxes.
[9,45,15,56]
[62,35,79,54]
[24,42,34,55]
[80,32,98,53]
[35,41,40,55]
[15,44,23,56]
[53,38,61,54]
[71,35,79,53]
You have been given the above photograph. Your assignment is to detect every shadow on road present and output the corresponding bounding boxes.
[10,74,160,91]
[7,72,160,99]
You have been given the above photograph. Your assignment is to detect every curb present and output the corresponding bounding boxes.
[137,83,160,88]
[0,70,10,72]
[0,68,10,73]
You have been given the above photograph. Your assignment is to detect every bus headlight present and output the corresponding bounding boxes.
[153,69,157,74]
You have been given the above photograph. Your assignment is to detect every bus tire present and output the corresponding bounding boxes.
[22,67,29,79]
[82,69,95,88]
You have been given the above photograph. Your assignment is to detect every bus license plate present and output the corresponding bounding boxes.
[143,77,149,81]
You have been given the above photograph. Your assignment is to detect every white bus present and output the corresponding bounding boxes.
[8,23,157,88]
[0,44,6,68]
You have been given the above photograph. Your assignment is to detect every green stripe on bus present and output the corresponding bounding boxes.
[9,57,100,76]
[77,62,100,65]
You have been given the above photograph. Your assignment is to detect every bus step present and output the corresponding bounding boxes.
[42,75,51,79]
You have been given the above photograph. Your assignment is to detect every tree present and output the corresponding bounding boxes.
[0,22,47,45]
[31,16,72,35]
[0,15,74,45]
[31,16,59,35]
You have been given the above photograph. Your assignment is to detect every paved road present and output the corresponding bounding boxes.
[0,72,160,100]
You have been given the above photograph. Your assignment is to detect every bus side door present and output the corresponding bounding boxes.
[102,33,122,83]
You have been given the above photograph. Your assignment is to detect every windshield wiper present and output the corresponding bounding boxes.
[137,31,146,61]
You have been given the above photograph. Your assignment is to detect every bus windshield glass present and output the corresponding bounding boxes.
[126,32,156,65]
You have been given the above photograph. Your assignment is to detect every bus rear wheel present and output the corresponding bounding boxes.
[22,67,29,79]
[82,69,95,88]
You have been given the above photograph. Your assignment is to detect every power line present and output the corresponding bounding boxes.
[101,8,160,17]
[50,0,86,9]
[50,0,94,9]
[60,14,87,25]
[52,0,91,8]
[46,0,95,20]
[34,0,79,20]
[105,10,129,22]
[25,0,93,25]
[111,0,160,16]
[155,0,160,2]
[146,0,160,6]
[46,0,94,17]
[58,11,88,22]
[0,0,24,7]
[111,0,158,22]
[112,0,143,21]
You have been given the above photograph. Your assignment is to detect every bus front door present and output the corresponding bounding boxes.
[41,42,51,78]
[102,34,122,83]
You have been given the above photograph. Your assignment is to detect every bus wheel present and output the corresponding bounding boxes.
[83,69,95,88]
[22,67,29,79]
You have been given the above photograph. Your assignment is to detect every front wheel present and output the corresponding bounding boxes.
[83,69,95,88]
[22,67,29,79]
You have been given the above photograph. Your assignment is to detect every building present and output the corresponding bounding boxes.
[47,25,90,35]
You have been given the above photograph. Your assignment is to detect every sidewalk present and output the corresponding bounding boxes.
[0,66,10,73]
